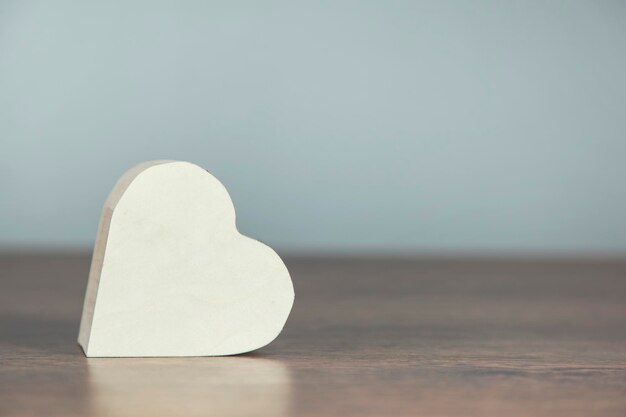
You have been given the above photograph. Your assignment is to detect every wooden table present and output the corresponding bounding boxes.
[1,253,625,417]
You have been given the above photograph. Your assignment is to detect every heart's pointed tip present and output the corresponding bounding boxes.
[78,341,90,357]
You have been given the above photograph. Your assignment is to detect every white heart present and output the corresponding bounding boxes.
[78,161,294,357]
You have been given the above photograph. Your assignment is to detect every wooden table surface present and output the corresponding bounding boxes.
[1,253,625,417]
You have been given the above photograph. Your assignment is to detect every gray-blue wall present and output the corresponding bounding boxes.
[2,1,625,253]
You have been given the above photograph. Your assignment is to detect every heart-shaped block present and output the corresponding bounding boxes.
[78,161,294,357]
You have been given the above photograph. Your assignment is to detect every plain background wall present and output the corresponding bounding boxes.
[1,1,625,254]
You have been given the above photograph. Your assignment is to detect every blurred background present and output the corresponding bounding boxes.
[1,0,625,255]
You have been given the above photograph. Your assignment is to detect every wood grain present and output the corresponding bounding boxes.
[1,253,625,416]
